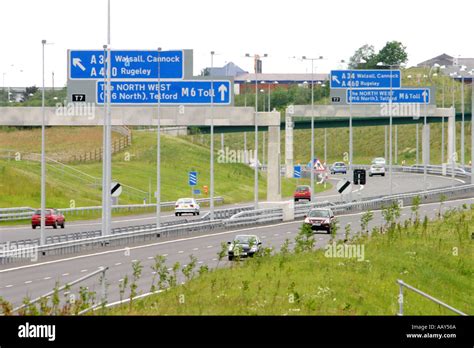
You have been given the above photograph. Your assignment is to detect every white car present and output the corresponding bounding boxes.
[175,198,200,216]
[369,164,386,177]
[372,157,386,166]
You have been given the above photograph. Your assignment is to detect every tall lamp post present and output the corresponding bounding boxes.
[245,53,267,209]
[210,51,215,219]
[459,65,467,167]
[302,55,323,201]
[156,47,162,228]
[40,40,47,245]
[376,61,405,195]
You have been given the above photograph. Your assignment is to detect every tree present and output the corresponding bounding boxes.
[375,41,408,67]
[348,44,376,69]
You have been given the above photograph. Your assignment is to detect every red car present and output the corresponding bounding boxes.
[294,185,311,202]
[31,209,65,229]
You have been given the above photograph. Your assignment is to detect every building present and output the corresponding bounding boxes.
[205,62,247,77]
[417,54,474,80]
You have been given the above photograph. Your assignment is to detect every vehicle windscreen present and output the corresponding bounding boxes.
[234,236,255,244]
[309,210,330,218]
[34,210,51,215]
[296,186,308,192]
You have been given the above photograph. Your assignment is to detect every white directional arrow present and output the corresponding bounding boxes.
[218,84,228,101]
[72,58,86,71]
[332,75,340,84]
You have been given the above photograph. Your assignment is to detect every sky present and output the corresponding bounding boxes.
[1,0,473,87]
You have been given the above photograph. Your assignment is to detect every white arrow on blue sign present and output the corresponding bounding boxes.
[189,171,198,186]
[69,50,184,80]
[330,70,401,89]
[293,165,301,179]
[347,88,430,104]
[96,80,231,105]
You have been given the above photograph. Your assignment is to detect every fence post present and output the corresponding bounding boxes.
[100,267,107,307]
[397,280,404,316]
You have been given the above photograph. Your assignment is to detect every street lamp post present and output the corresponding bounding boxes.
[210,51,215,219]
[156,47,162,228]
[245,53,267,209]
[377,61,405,195]
[459,65,467,167]
[40,40,47,245]
[302,55,323,201]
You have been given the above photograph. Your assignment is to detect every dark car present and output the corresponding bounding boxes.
[330,162,347,174]
[31,209,65,229]
[304,208,335,234]
[294,185,311,202]
[227,234,262,261]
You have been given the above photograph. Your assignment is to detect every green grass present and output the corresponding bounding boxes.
[107,206,474,315]
[0,129,331,214]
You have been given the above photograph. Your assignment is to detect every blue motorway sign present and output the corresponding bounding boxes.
[69,50,183,80]
[96,80,232,105]
[293,165,301,179]
[189,171,198,186]
[347,88,430,104]
[330,70,401,89]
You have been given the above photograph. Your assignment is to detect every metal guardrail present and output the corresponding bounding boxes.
[0,197,224,221]
[397,279,467,316]
[1,173,473,265]
[0,220,224,264]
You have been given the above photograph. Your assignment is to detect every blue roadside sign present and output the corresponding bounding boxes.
[69,50,184,80]
[347,88,430,104]
[330,70,401,89]
[189,171,198,186]
[96,80,231,105]
[293,165,301,179]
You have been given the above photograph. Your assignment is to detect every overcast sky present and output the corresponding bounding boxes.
[1,0,472,87]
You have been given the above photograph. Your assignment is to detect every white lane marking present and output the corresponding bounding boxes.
[131,259,138,263]
[118,279,124,283]
[207,245,213,248]
[198,261,203,264]
[274,233,279,236]
[151,271,156,275]
[162,254,168,257]
[212,258,217,261]
[193,248,199,251]
[4,196,473,274]
[167,267,173,271]
[62,273,69,276]
[178,251,184,254]
[80,269,88,273]
[147,256,154,260]
[5,284,13,288]
[43,277,51,280]
[286,231,292,234]
[24,280,32,284]
[114,262,122,266]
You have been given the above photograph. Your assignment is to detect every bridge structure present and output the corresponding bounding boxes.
[0,106,282,202]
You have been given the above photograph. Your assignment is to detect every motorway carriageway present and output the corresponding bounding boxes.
[0,171,465,243]
[0,172,469,308]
